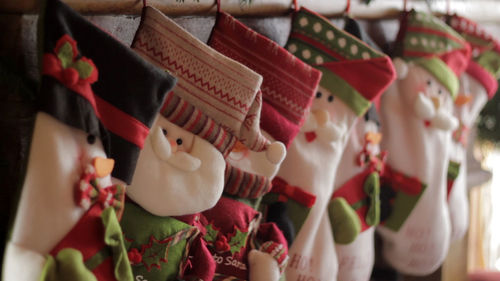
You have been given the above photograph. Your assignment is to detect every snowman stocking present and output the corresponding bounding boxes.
[3,1,175,280]
[376,10,470,275]
[121,6,273,281]
[271,7,395,281]
[202,12,321,281]
[326,18,389,281]
[446,15,500,242]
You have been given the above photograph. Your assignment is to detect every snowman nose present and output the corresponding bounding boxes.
[313,109,330,126]
[92,157,115,178]
[431,96,440,109]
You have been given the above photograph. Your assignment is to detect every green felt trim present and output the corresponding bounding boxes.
[286,37,337,65]
[350,199,365,211]
[403,32,462,56]
[73,60,94,79]
[463,34,492,49]
[40,249,97,281]
[476,50,500,78]
[383,183,427,231]
[328,197,361,244]
[408,10,465,47]
[101,207,134,281]
[413,57,459,98]
[291,9,383,62]
[316,66,371,116]
[364,172,381,227]
[447,161,461,180]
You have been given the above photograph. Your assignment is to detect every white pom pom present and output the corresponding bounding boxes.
[393,58,409,80]
[266,141,286,165]
[248,250,280,281]
[414,92,436,120]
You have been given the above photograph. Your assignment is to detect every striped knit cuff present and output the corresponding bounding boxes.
[223,164,272,199]
[259,241,288,274]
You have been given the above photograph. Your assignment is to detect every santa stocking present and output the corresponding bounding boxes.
[376,10,470,275]
[327,18,388,281]
[274,7,395,281]
[3,1,175,280]
[202,11,321,281]
[121,6,274,281]
[446,14,500,242]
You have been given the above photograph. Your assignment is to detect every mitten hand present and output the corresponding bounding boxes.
[248,249,281,281]
[329,197,361,244]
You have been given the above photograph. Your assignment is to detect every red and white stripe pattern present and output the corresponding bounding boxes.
[223,163,272,199]
[132,6,269,152]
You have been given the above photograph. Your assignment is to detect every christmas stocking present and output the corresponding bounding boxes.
[202,11,321,281]
[277,7,395,281]
[121,6,272,281]
[3,0,175,280]
[328,18,387,281]
[446,14,500,242]
[376,10,470,275]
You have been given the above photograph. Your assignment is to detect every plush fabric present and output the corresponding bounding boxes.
[267,8,396,281]
[446,14,500,242]
[131,6,271,156]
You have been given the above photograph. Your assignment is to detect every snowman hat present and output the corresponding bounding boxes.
[395,10,471,99]
[39,0,176,184]
[132,6,271,157]
[208,11,322,148]
[285,7,396,117]
[448,14,500,98]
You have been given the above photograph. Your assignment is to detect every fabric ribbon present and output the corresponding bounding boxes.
[270,177,316,208]
[381,165,423,196]
[75,164,125,218]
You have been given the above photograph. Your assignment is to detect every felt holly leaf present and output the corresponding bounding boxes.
[141,236,171,270]
[363,172,381,226]
[228,227,248,255]
[57,42,75,69]
[204,224,219,244]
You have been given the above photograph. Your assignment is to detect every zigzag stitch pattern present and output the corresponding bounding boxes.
[135,37,251,111]
[262,86,305,117]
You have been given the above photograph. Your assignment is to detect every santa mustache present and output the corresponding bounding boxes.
[300,109,345,144]
[414,92,458,131]
[150,126,202,172]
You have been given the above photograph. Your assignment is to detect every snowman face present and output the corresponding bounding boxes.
[226,131,285,179]
[399,64,458,131]
[127,115,225,216]
[455,73,489,127]
[300,86,350,144]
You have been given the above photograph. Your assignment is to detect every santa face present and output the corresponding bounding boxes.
[398,64,458,131]
[226,131,286,179]
[301,86,349,145]
[127,115,225,217]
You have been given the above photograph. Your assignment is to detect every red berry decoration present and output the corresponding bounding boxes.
[63,67,80,86]
[128,248,143,264]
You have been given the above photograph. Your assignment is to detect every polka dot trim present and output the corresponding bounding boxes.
[313,22,322,33]
[350,44,358,55]
[302,49,311,59]
[326,30,334,40]
[288,44,297,53]
[299,17,308,27]
[315,55,324,64]
[338,38,346,48]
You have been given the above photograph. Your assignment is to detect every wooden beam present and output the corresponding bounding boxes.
[1,0,500,23]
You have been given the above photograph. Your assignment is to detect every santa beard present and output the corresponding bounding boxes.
[127,118,225,217]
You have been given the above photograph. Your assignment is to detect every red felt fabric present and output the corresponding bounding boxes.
[319,57,396,102]
[466,60,498,99]
[380,165,423,196]
[271,177,317,208]
[181,233,216,281]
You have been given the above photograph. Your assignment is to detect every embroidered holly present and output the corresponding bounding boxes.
[42,34,98,94]
[204,223,249,255]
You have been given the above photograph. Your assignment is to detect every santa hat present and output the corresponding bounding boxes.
[448,14,500,98]
[286,7,396,117]
[208,11,322,148]
[395,10,471,99]
[131,6,270,157]
[39,0,176,184]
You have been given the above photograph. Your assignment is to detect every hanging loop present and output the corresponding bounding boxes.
[143,0,147,7]
[345,0,351,15]
[446,0,450,15]
[403,0,407,12]
[216,0,221,13]
[293,0,299,12]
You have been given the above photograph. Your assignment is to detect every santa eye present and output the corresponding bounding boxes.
[316,91,322,98]
[162,128,167,136]
[328,95,334,102]
[87,134,96,144]
[438,89,443,95]
[176,138,183,145]
[427,80,432,86]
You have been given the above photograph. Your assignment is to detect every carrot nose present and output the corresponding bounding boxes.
[365,132,382,145]
[231,140,248,153]
[431,96,440,109]
[455,94,472,106]
[92,157,115,178]
[313,110,329,126]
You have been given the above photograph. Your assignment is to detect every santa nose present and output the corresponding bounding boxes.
[167,138,178,152]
